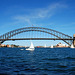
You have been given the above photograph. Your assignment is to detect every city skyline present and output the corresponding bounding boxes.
[0,0,75,46]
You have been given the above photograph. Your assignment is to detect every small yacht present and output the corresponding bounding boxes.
[70,43,74,48]
[51,45,53,48]
[20,49,24,50]
[44,44,47,48]
[26,42,35,51]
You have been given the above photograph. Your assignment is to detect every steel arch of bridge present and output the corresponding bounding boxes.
[0,27,73,46]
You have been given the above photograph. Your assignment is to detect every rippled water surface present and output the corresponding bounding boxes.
[0,48,75,75]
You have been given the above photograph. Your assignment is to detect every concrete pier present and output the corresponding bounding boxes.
[73,34,75,47]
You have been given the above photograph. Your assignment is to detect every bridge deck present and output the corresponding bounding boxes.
[0,38,75,41]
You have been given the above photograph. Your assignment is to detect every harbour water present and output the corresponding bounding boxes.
[0,48,75,75]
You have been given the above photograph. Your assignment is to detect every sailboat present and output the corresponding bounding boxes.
[70,43,74,48]
[51,45,53,48]
[44,44,47,48]
[26,42,35,51]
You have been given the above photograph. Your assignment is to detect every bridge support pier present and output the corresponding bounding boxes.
[73,34,75,47]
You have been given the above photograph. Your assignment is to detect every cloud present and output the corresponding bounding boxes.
[35,3,64,18]
[13,3,67,25]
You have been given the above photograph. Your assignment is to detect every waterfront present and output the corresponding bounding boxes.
[0,48,75,75]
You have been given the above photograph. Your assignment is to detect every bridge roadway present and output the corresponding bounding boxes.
[0,38,75,41]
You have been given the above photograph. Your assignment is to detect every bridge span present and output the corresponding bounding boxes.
[0,27,75,47]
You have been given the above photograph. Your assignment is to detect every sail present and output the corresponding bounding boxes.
[44,44,46,48]
[51,45,53,48]
[30,42,34,48]
[71,43,74,48]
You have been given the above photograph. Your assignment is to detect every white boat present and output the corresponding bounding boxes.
[20,49,24,50]
[44,44,47,48]
[26,42,35,51]
[70,43,74,48]
[51,45,53,48]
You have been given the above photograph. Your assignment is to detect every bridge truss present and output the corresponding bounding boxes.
[0,27,73,46]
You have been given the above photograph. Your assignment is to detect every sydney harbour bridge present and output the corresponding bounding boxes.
[0,27,75,47]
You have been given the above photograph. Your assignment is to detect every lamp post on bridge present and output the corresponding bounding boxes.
[73,34,75,47]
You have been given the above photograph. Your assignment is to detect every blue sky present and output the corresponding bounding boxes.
[0,0,75,46]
